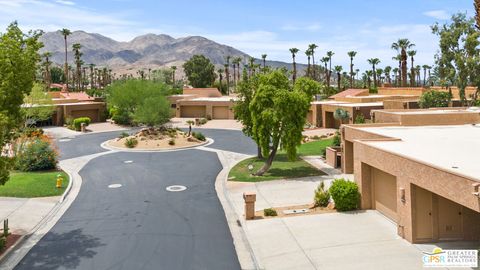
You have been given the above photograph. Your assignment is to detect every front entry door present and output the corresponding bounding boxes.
[438,197,463,240]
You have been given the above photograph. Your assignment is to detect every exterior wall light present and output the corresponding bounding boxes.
[400,188,406,203]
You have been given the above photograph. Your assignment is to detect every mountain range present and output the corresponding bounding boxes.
[39,31,302,76]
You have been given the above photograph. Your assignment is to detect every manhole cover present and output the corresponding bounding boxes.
[166,185,187,192]
[108,184,122,189]
[124,160,133,164]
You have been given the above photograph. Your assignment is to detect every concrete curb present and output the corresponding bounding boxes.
[210,149,263,270]
[100,138,214,152]
[0,151,115,269]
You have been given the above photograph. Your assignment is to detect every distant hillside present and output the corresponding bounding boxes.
[39,31,304,76]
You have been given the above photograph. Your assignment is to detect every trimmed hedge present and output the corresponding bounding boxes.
[73,117,91,131]
[329,178,360,211]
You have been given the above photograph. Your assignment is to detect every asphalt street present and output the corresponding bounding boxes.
[15,129,256,270]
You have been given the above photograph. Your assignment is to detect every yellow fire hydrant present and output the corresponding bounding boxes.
[56,174,63,188]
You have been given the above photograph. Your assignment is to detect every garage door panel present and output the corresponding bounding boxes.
[373,168,398,222]
[212,106,229,119]
[180,106,206,118]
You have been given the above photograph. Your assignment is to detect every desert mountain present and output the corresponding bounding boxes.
[40,31,301,76]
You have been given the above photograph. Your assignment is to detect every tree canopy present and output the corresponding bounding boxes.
[107,79,173,126]
[418,90,451,108]
[236,70,320,176]
[0,22,43,185]
[23,83,55,125]
[183,55,216,88]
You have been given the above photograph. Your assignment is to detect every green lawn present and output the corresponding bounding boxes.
[296,138,334,156]
[228,153,325,182]
[0,171,69,198]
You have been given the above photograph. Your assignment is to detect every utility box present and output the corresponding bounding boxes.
[243,192,256,220]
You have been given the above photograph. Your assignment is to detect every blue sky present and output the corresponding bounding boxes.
[0,0,475,70]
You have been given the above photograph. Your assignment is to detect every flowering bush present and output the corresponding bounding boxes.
[14,135,58,171]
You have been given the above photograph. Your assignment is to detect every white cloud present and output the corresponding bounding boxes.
[281,22,321,32]
[423,10,450,20]
[55,0,75,5]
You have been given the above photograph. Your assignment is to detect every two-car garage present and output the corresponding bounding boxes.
[180,106,206,118]
[179,105,232,119]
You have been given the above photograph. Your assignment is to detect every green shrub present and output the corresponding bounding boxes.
[119,132,129,139]
[15,139,58,171]
[168,138,175,145]
[332,132,341,146]
[329,178,360,211]
[419,90,451,108]
[312,135,320,140]
[314,182,330,207]
[73,117,91,131]
[124,137,138,148]
[369,86,378,94]
[0,236,5,251]
[198,118,208,125]
[354,114,366,124]
[206,115,212,120]
[65,117,73,128]
[192,132,206,141]
[264,208,278,216]
[111,110,131,125]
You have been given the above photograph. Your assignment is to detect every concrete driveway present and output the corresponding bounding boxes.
[13,129,258,270]
[245,210,427,270]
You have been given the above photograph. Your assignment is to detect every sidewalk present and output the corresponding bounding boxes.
[0,196,59,235]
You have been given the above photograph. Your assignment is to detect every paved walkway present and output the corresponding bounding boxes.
[0,197,59,235]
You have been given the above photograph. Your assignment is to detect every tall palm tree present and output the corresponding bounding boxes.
[415,65,421,86]
[376,68,384,85]
[261,54,267,72]
[42,52,52,87]
[367,58,380,88]
[384,66,392,84]
[347,51,357,88]
[89,64,95,88]
[218,68,224,92]
[355,68,360,81]
[422,65,430,86]
[289,48,300,82]
[326,51,334,87]
[334,65,343,92]
[365,70,373,89]
[407,50,417,86]
[321,57,329,85]
[72,43,83,91]
[248,57,255,77]
[61,28,71,90]
[234,57,242,82]
[171,66,177,84]
[308,44,318,78]
[305,49,312,77]
[391,39,415,87]
[225,56,231,94]
[231,58,239,85]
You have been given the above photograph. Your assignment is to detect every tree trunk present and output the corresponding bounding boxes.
[254,143,278,176]
[257,145,263,159]
[349,59,353,88]
[292,57,297,83]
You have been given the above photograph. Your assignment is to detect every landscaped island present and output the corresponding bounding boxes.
[106,127,208,150]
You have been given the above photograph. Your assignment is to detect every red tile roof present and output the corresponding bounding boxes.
[59,92,95,101]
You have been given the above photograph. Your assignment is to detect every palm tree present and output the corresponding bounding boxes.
[347,51,357,88]
[391,39,415,87]
[218,68,224,92]
[355,68,360,81]
[365,70,373,88]
[321,57,329,85]
[61,28,71,90]
[415,65,421,86]
[305,49,312,77]
[234,57,242,82]
[225,56,231,94]
[422,65,430,86]
[42,52,52,87]
[289,48,300,82]
[407,50,417,86]
[308,44,318,78]
[171,66,177,84]
[334,65,343,92]
[231,58,239,85]
[326,51,334,87]
[392,67,399,86]
[248,57,255,77]
[367,58,380,88]
[89,64,95,88]
[392,54,402,86]
[376,68,383,85]
[384,66,392,85]
[72,43,83,91]
[261,54,267,72]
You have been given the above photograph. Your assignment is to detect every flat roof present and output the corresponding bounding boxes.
[359,125,480,182]
[387,109,479,115]
[337,102,384,107]
[187,96,237,102]
[311,100,346,105]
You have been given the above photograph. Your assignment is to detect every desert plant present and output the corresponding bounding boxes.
[198,118,208,125]
[206,114,212,120]
[73,117,91,131]
[168,138,175,145]
[124,137,138,148]
[192,132,206,141]
[354,114,366,124]
[332,132,341,146]
[118,132,129,139]
[333,108,350,124]
[0,236,5,251]
[314,182,331,207]
[329,178,360,211]
[264,208,278,216]
[14,138,58,171]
